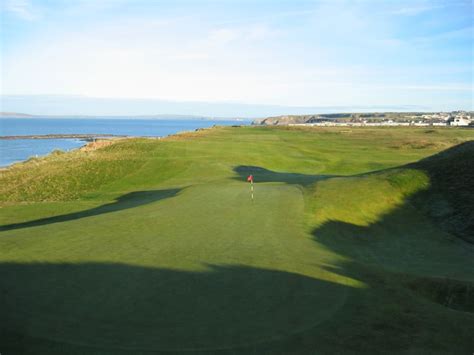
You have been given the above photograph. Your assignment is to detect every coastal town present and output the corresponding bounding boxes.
[255,111,474,127]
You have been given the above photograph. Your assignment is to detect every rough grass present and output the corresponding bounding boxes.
[0,126,473,354]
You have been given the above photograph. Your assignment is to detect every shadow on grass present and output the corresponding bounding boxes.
[308,142,474,314]
[312,209,474,312]
[406,141,474,244]
[0,262,348,354]
[305,171,474,354]
[0,189,181,232]
[233,165,334,186]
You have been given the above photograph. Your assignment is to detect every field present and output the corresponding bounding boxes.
[1,126,473,354]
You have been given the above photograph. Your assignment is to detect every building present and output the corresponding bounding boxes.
[450,116,472,126]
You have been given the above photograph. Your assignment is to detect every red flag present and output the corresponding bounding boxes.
[247,175,253,183]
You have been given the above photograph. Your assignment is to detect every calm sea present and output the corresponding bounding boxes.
[0,118,248,167]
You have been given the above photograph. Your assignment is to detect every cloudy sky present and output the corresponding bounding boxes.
[1,0,473,116]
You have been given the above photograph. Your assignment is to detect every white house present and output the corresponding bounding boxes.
[450,117,471,126]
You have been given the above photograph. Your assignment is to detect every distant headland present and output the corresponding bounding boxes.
[0,112,246,121]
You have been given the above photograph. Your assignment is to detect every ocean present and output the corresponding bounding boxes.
[0,118,248,167]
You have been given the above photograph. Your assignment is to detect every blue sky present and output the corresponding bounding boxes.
[1,0,473,116]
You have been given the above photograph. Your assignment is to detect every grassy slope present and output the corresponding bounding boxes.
[0,127,473,354]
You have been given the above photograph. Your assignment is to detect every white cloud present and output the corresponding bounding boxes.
[413,26,474,43]
[205,24,279,46]
[390,4,443,16]
[4,0,38,20]
[207,28,241,45]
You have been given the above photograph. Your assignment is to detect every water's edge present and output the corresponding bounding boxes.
[0,118,247,167]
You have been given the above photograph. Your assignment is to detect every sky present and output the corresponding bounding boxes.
[0,0,473,116]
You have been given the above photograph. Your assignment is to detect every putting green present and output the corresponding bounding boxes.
[1,181,355,350]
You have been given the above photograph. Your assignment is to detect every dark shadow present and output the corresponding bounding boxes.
[307,200,474,354]
[310,142,474,270]
[406,140,474,243]
[0,262,348,354]
[0,189,181,232]
[233,165,334,186]
[293,142,474,353]
[312,207,474,283]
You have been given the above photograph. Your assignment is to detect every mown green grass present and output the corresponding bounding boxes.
[0,126,473,354]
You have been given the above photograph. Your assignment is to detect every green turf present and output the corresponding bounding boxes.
[1,126,473,354]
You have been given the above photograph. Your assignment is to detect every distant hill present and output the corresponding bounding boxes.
[0,112,35,118]
[253,113,385,125]
[0,112,244,120]
[253,115,322,125]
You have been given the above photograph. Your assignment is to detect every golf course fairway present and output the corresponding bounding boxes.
[1,126,473,354]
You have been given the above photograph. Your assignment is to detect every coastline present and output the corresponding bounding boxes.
[0,117,246,168]
[0,136,129,171]
[0,124,231,169]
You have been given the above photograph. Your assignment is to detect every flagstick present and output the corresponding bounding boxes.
[251,180,254,201]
